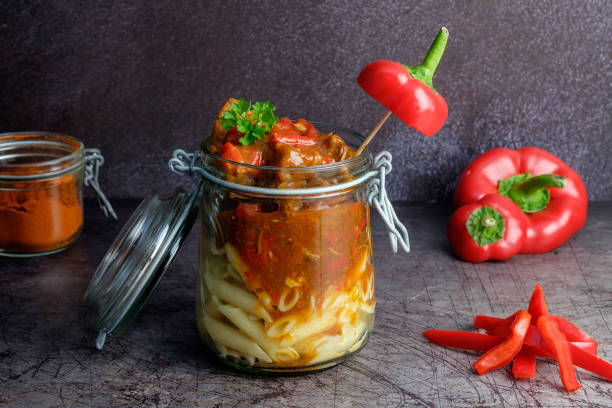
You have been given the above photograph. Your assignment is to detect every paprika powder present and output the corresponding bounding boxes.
[0,132,115,256]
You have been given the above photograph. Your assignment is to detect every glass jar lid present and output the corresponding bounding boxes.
[83,185,199,349]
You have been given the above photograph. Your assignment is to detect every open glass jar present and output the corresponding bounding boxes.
[197,124,376,372]
[84,123,409,374]
[0,132,115,257]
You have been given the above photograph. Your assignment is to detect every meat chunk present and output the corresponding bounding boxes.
[209,98,238,154]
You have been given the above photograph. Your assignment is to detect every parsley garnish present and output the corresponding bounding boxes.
[221,98,279,146]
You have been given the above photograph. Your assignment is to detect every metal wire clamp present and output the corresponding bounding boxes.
[84,148,117,220]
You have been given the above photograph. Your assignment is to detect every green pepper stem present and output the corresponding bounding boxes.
[509,174,567,196]
[402,27,449,91]
[420,27,449,78]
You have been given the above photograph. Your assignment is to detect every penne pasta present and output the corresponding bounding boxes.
[265,316,297,338]
[218,304,299,364]
[208,237,226,255]
[280,306,339,347]
[337,301,359,325]
[350,247,369,277]
[206,252,228,279]
[215,341,229,357]
[278,287,301,312]
[225,243,248,276]
[204,270,271,323]
[359,302,376,314]
[204,315,272,363]
[226,262,244,284]
[205,294,223,319]
[257,290,273,310]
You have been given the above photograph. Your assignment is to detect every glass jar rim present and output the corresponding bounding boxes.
[201,121,372,174]
[0,131,86,180]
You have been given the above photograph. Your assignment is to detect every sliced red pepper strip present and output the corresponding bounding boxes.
[512,348,538,379]
[476,313,598,349]
[473,313,516,337]
[423,330,504,351]
[551,315,596,344]
[219,142,244,163]
[473,310,531,375]
[425,328,610,382]
[537,315,581,391]
[571,341,597,356]
[235,203,262,220]
[527,283,549,321]
[271,133,317,146]
[568,343,612,382]
[514,283,549,378]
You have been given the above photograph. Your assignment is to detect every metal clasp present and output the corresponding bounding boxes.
[367,152,410,253]
[84,148,117,220]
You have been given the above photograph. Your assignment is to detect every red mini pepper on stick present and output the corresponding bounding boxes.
[356,27,449,154]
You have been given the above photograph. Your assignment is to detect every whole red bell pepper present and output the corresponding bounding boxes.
[453,147,588,254]
[357,28,448,137]
[447,194,527,263]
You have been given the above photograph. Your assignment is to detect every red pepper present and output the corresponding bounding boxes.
[477,315,597,350]
[447,194,527,263]
[453,147,588,254]
[474,285,600,384]
[512,347,538,379]
[424,328,602,370]
[537,315,581,391]
[527,283,549,320]
[271,134,317,146]
[271,117,317,146]
[424,330,504,351]
[567,342,612,382]
[424,285,611,390]
[235,203,262,220]
[219,142,244,164]
[474,313,515,336]
[219,142,264,167]
[513,283,549,377]
[552,316,596,345]
[357,28,449,137]
[473,310,531,375]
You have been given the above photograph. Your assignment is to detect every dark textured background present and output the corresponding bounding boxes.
[1,0,610,201]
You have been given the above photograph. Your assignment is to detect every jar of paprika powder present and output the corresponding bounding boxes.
[0,132,115,257]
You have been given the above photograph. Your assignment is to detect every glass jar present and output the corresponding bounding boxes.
[196,124,377,373]
[83,123,409,373]
[0,132,115,257]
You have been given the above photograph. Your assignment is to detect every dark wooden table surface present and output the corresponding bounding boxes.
[1,199,611,407]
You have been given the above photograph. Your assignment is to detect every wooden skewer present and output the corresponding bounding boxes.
[356,110,392,155]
